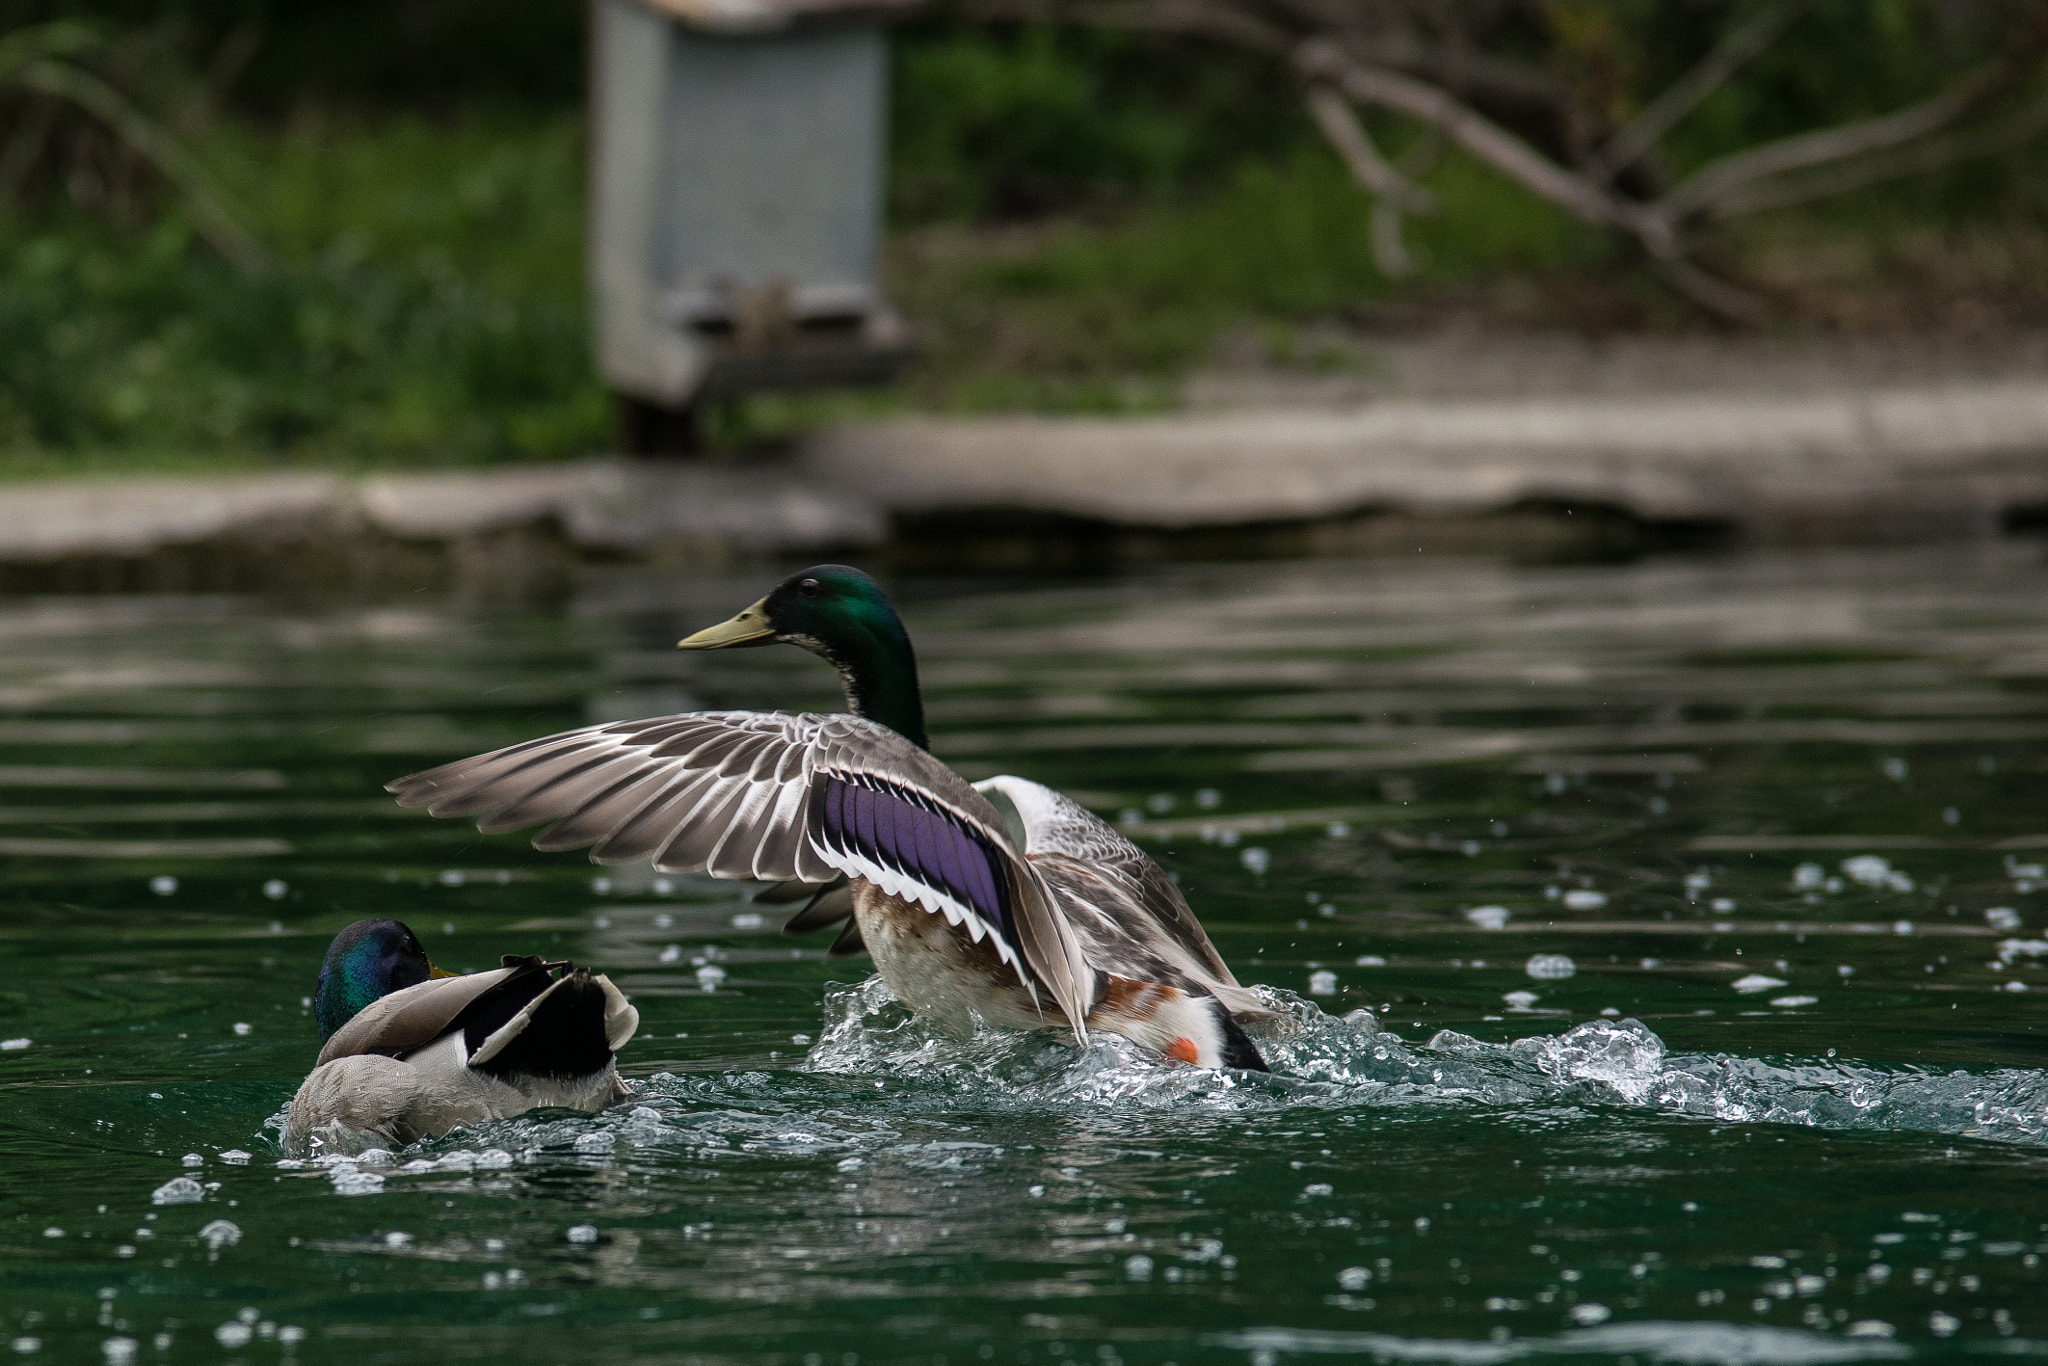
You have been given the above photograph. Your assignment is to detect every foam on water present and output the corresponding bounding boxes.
[1216,1320,1908,1365]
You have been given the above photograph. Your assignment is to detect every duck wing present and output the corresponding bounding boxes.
[386,712,1094,1037]
[314,958,540,1068]
[974,775,1269,1021]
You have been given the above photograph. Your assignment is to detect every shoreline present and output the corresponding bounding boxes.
[2,368,2045,588]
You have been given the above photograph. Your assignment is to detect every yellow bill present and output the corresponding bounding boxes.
[677,596,776,650]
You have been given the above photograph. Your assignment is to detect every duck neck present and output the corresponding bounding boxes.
[315,954,387,1042]
[821,621,928,751]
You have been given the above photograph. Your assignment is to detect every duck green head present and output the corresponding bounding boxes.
[678,564,927,750]
[313,918,455,1042]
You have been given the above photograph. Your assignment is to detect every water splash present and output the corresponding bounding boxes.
[251,980,2048,1197]
[787,977,2048,1147]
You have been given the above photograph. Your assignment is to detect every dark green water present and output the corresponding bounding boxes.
[4,545,2048,1364]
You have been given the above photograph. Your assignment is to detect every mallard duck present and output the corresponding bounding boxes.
[387,566,1268,1071]
[284,918,639,1154]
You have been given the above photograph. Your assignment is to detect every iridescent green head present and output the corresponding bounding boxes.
[678,564,927,749]
[313,919,448,1042]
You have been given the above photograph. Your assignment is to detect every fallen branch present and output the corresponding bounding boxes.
[965,0,2048,322]
[1305,83,1433,277]
[1591,0,1814,184]
[1707,90,2048,220]
[1661,2,2048,222]
[1294,39,1626,231]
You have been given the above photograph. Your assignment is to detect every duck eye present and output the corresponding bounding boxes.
[796,578,823,599]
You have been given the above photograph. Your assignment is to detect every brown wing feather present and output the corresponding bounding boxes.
[313,966,518,1068]
[1008,863,1096,1035]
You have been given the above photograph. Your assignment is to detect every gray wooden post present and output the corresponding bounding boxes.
[589,0,915,450]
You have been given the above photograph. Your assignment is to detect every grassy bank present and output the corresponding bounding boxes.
[4,22,2047,472]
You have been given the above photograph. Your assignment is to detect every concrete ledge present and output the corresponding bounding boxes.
[3,377,2047,581]
[0,461,879,574]
[804,380,2048,538]
[0,474,347,560]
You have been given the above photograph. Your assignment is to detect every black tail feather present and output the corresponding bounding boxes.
[783,879,856,935]
[1213,1000,1270,1072]
[827,917,868,958]
[461,963,618,1080]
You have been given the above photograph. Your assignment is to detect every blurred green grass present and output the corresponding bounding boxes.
[0,111,602,471]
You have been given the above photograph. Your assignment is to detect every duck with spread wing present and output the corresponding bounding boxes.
[387,566,1269,1071]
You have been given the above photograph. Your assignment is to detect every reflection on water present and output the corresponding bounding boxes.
[2,544,2047,1361]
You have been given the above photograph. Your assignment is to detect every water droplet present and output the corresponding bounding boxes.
[197,1220,241,1250]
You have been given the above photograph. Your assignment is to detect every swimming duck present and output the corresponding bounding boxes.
[387,566,1268,1071]
[284,918,639,1154]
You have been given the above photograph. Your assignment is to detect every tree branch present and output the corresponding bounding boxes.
[1305,83,1433,277]
[1659,0,2048,221]
[1705,90,2048,220]
[1591,0,1813,183]
[1304,83,1434,206]
[1287,39,1787,317]
[1293,39,1629,231]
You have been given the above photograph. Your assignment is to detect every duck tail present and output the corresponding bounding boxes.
[1210,999,1270,1072]
[467,967,636,1080]
[1089,975,1269,1072]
